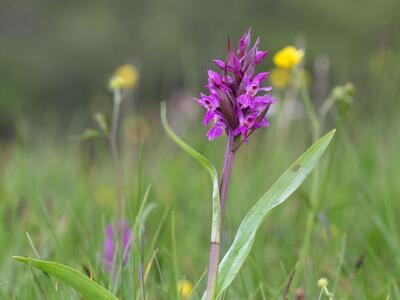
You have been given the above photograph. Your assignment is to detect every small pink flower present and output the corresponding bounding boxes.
[104,220,132,273]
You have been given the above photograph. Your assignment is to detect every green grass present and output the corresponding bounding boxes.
[1,107,399,299]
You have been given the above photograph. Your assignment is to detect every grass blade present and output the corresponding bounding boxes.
[26,232,59,299]
[13,256,120,300]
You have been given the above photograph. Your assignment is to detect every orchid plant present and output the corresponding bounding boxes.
[195,28,277,299]
[162,29,335,300]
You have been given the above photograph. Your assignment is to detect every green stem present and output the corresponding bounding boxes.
[205,132,236,300]
[171,212,179,299]
[298,69,320,140]
[109,89,124,220]
[293,68,321,288]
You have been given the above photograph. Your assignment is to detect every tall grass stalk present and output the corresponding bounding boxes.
[109,89,124,220]
[294,68,322,288]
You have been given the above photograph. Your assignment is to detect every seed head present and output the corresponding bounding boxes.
[318,277,328,289]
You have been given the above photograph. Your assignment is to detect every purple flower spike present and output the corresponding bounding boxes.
[196,29,277,142]
[104,220,132,273]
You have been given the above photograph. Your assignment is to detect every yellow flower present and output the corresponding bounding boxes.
[178,280,193,299]
[318,278,328,288]
[270,68,291,89]
[273,46,304,69]
[109,64,139,90]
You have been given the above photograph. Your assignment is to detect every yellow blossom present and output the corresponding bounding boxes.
[273,46,304,69]
[318,277,328,288]
[178,280,193,299]
[109,64,139,90]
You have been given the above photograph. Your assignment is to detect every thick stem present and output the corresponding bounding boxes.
[205,132,236,300]
[205,242,221,300]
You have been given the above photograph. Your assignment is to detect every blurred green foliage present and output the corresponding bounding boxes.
[1,113,400,298]
[1,0,400,137]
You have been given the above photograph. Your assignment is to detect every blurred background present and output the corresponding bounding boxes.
[1,0,399,139]
[1,0,400,298]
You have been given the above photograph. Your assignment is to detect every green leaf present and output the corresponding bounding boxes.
[160,102,221,244]
[215,129,336,298]
[161,101,223,298]
[13,256,120,300]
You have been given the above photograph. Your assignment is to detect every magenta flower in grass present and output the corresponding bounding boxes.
[196,28,277,142]
[104,220,132,273]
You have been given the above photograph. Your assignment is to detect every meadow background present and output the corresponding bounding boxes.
[1,0,400,299]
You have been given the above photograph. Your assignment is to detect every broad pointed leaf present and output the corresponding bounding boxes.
[13,256,119,300]
[215,129,336,298]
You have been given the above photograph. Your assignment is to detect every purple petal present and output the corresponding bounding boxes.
[255,117,270,128]
[246,83,260,97]
[104,224,115,270]
[207,123,224,141]
[259,86,273,92]
[226,51,241,73]
[213,59,226,69]
[253,72,269,84]
[254,94,277,105]
[255,50,268,64]
[238,28,251,53]
[237,94,252,108]
[119,221,132,263]
[203,110,215,126]
[234,125,249,143]
[234,125,245,137]
[196,93,220,111]
[207,70,222,86]
[104,220,133,273]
